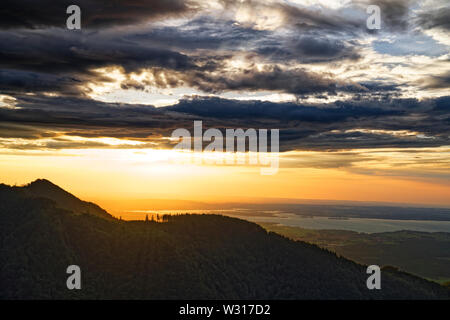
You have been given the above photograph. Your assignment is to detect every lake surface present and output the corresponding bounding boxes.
[125,209,450,233]
[241,213,450,233]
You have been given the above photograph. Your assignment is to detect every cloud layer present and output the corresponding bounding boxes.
[0,0,449,153]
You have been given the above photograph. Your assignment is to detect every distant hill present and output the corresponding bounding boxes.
[0,180,448,299]
[259,223,450,283]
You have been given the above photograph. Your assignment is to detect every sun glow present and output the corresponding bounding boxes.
[1,139,449,208]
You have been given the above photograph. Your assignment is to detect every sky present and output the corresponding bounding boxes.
[0,0,449,208]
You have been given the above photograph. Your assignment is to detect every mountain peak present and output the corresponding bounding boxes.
[29,178,55,185]
[22,179,113,220]
[27,178,62,190]
[25,178,73,198]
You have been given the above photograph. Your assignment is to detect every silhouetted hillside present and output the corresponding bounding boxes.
[19,179,113,220]
[0,181,448,299]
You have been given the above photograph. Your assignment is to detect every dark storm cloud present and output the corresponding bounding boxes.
[158,65,398,98]
[1,94,448,152]
[417,7,450,31]
[0,69,87,96]
[419,71,450,90]
[0,0,195,29]
[368,0,412,31]
[256,36,361,63]
[279,3,363,33]
[178,65,354,96]
[166,96,400,121]
[129,16,267,51]
[0,95,165,130]
[291,37,360,61]
[0,123,58,140]
[0,28,200,96]
[433,96,450,113]
[0,29,195,75]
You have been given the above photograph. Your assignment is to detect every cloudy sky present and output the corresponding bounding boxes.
[0,0,449,207]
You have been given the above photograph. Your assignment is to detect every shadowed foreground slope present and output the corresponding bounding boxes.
[0,180,448,299]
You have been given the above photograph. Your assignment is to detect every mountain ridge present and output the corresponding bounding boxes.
[0,180,448,299]
[14,179,114,220]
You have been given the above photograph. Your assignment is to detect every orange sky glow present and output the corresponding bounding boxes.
[1,145,449,214]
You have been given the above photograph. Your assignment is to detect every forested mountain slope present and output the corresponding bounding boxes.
[0,181,448,299]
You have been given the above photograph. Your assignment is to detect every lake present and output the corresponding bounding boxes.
[240,213,450,233]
